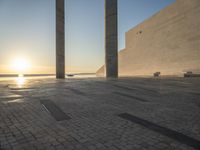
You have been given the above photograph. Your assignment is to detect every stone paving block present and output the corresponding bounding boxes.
[0,78,200,150]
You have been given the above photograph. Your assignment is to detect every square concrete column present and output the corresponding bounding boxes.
[56,0,65,79]
[105,0,118,78]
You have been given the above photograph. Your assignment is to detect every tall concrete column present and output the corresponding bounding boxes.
[105,0,118,78]
[56,0,65,79]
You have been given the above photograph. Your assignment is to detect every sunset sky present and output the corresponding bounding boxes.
[0,0,175,74]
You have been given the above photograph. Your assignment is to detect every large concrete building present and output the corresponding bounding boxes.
[97,0,200,76]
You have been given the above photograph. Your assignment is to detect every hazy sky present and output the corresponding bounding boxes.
[0,0,175,74]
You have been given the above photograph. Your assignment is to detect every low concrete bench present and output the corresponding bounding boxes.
[154,72,161,77]
[184,72,200,77]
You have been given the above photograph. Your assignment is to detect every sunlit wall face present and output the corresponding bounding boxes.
[0,0,175,74]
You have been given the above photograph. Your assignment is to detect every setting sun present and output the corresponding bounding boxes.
[11,58,30,73]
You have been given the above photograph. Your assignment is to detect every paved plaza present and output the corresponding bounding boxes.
[0,77,200,150]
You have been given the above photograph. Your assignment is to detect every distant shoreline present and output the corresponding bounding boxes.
[0,74,54,77]
[0,73,96,78]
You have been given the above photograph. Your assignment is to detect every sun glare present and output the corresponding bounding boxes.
[16,75,26,88]
[12,58,30,73]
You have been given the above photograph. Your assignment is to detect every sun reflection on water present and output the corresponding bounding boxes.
[16,74,26,88]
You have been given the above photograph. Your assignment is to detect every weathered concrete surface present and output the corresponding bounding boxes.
[0,77,200,149]
[56,0,65,79]
[98,0,200,76]
[105,0,118,78]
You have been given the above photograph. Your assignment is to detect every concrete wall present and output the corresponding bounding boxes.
[97,0,200,76]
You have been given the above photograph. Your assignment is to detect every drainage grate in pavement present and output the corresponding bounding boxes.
[114,92,148,102]
[113,84,135,91]
[118,113,200,150]
[40,100,71,121]
[68,88,86,96]
[191,92,200,97]
[197,103,200,108]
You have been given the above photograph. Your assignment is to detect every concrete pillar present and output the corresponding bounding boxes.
[56,0,65,79]
[105,0,118,78]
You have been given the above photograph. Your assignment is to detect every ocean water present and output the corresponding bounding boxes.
[0,74,97,81]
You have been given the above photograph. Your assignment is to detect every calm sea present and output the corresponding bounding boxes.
[0,74,96,81]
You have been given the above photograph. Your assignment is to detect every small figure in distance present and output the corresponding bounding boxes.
[66,74,74,77]
[154,72,161,77]
[184,71,193,77]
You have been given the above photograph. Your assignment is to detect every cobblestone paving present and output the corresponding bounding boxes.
[0,77,200,150]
